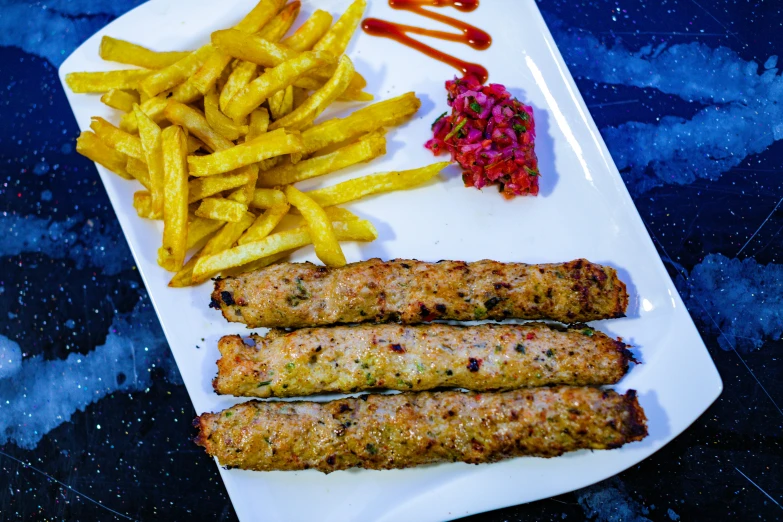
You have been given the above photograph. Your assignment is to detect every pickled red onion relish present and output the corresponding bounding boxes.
[425,75,540,198]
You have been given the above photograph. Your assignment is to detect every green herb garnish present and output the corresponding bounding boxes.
[431,111,447,129]
[257,381,272,387]
[444,117,467,141]
[470,101,482,113]
[285,362,295,371]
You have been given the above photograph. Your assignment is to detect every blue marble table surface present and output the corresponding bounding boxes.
[1,0,781,520]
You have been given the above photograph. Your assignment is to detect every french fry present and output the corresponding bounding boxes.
[249,188,287,209]
[269,55,354,131]
[76,131,132,179]
[292,86,308,108]
[212,28,296,67]
[285,185,345,266]
[99,36,191,69]
[187,135,207,154]
[247,108,270,139]
[139,44,214,98]
[281,9,333,51]
[119,92,169,133]
[238,203,290,245]
[169,212,256,287]
[219,61,257,113]
[187,129,303,177]
[300,92,420,154]
[195,197,248,223]
[164,101,234,152]
[158,126,190,271]
[220,250,291,277]
[135,105,165,217]
[192,219,377,280]
[313,0,366,57]
[133,191,156,219]
[234,0,287,33]
[100,89,140,112]
[224,51,332,121]
[204,86,248,141]
[257,1,301,42]
[258,131,385,187]
[234,164,260,204]
[322,206,361,222]
[188,169,255,203]
[304,162,448,208]
[292,76,373,101]
[170,81,203,104]
[126,157,151,189]
[66,70,150,93]
[90,117,145,162]
[268,85,294,121]
[186,215,224,250]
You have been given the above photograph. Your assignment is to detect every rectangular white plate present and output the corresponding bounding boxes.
[59,0,722,520]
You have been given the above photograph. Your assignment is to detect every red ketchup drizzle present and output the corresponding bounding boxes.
[361,0,491,83]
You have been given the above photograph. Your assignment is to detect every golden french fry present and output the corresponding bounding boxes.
[186,215,224,250]
[249,188,287,209]
[66,70,150,93]
[234,0,287,33]
[220,250,291,277]
[258,131,385,187]
[322,206,360,222]
[285,185,345,266]
[238,203,290,245]
[247,108,270,140]
[119,92,169,133]
[236,164,260,204]
[313,0,366,57]
[169,212,256,287]
[212,28,296,67]
[76,131,132,179]
[187,129,302,177]
[100,89,140,112]
[188,169,255,203]
[291,76,373,102]
[292,86,308,108]
[164,101,234,153]
[224,51,332,121]
[269,85,294,121]
[301,92,420,154]
[269,55,354,131]
[187,135,207,154]
[219,61,257,113]
[281,9,333,51]
[192,219,376,280]
[133,191,156,219]
[134,105,166,217]
[126,157,151,189]
[90,117,145,162]
[139,44,214,98]
[158,126,190,271]
[195,197,248,223]
[204,86,248,141]
[305,162,448,208]
[257,1,301,42]
[99,36,191,69]
[170,80,203,104]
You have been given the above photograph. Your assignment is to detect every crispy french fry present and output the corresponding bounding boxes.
[164,101,234,153]
[291,76,373,101]
[247,108,270,139]
[313,0,366,57]
[186,215,224,250]
[234,0,287,32]
[158,126,190,271]
[301,92,420,154]
[99,36,191,69]
[292,86,308,108]
[258,131,385,187]
[269,85,294,120]
[285,185,345,266]
[236,164,260,204]
[135,105,166,218]
[305,162,448,207]
[187,129,302,177]
[126,157,151,189]
[224,51,332,121]
[204,87,248,141]
[90,117,145,162]
[139,44,214,98]
[170,80,203,104]
[249,188,287,209]
[133,191,156,219]
[187,135,207,154]
[212,28,296,67]
[188,169,255,203]
[257,1,301,42]
[238,203,290,245]
[66,70,150,93]
[100,89,140,112]
[281,9,333,51]
[76,131,132,179]
[195,197,248,223]
[269,55,354,131]
[322,206,360,222]
[192,219,376,280]
[169,212,255,287]
[119,92,169,133]
[219,61,257,113]
[220,250,290,277]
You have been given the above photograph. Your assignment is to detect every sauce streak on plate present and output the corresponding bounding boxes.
[362,0,491,82]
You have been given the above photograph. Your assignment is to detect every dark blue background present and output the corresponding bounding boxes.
[0,0,781,520]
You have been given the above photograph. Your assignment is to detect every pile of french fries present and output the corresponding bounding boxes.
[68,0,448,286]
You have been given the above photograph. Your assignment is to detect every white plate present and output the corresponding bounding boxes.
[59,0,722,520]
